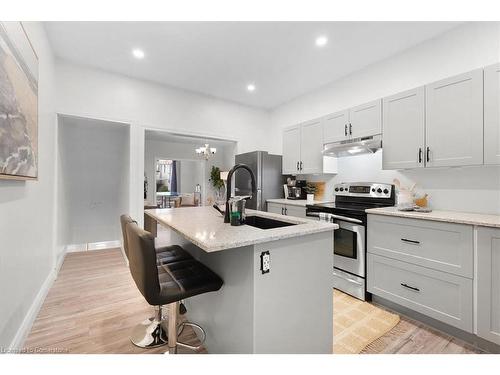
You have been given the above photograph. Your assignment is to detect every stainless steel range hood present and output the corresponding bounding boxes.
[322,134,382,157]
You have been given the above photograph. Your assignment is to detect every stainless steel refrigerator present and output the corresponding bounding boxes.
[235,151,283,211]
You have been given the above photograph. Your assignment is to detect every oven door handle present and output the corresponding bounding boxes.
[306,212,363,224]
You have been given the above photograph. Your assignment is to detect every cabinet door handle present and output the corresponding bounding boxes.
[418,147,422,164]
[299,161,303,171]
[285,207,288,215]
[296,161,299,171]
[281,207,284,215]
[401,283,420,292]
[344,124,347,136]
[349,123,352,136]
[401,238,420,245]
[426,147,430,163]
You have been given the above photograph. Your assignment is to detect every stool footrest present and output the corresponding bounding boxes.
[176,321,206,351]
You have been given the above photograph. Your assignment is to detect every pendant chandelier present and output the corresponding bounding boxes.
[195,143,217,160]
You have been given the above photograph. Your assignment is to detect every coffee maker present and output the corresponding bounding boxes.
[286,179,307,200]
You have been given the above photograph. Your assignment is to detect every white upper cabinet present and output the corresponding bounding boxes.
[323,110,349,144]
[349,99,382,138]
[425,69,484,167]
[282,125,301,174]
[484,63,500,165]
[282,120,336,175]
[300,119,323,174]
[382,87,425,170]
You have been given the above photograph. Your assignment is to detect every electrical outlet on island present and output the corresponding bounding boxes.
[260,251,270,274]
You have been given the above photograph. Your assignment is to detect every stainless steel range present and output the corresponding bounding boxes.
[306,182,395,300]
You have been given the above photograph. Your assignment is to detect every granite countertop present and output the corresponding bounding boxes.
[266,198,329,207]
[145,206,338,252]
[366,206,500,229]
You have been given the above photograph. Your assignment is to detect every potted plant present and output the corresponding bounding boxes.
[305,183,317,204]
[209,166,225,203]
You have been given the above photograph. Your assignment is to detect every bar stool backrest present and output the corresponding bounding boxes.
[120,214,135,259]
[126,221,161,306]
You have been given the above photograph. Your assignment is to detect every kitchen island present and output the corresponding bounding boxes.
[145,206,337,354]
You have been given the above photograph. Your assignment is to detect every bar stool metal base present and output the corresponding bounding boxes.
[130,318,168,348]
[130,306,168,348]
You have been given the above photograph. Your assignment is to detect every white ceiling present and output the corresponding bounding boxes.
[45,22,461,109]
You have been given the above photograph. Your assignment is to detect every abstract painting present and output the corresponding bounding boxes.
[0,22,38,180]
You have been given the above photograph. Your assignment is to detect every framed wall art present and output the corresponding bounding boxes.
[0,21,38,180]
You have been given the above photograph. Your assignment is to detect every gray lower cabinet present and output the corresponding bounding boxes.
[367,253,473,332]
[367,215,473,278]
[267,202,284,215]
[267,202,306,218]
[367,214,474,333]
[284,205,307,219]
[477,227,500,345]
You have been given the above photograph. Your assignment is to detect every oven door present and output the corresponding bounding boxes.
[333,219,365,278]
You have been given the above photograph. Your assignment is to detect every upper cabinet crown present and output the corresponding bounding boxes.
[383,69,485,170]
[484,63,500,165]
[323,99,382,144]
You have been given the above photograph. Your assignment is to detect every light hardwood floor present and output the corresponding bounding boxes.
[25,249,204,354]
[362,311,482,354]
[25,248,481,354]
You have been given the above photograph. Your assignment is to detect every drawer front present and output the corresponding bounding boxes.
[367,215,473,278]
[367,254,473,332]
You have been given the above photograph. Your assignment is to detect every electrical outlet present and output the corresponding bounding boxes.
[260,251,270,274]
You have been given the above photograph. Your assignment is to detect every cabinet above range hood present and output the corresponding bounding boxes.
[322,134,382,157]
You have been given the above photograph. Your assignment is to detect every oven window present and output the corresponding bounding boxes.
[334,228,357,259]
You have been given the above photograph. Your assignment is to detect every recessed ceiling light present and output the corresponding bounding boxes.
[132,49,145,59]
[315,36,328,47]
[247,84,256,92]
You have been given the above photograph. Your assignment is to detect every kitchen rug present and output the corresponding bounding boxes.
[333,289,400,354]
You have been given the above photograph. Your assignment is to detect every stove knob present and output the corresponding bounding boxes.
[371,188,375,192]
[377,188,382,193]
[339,187,344,192]
[334,188,339,192]
[383,189,389,194]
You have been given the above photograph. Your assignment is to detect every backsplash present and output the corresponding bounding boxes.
[303,151,500,215]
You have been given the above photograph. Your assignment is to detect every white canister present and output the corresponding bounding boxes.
[397,190,414,208]
[307,194,314,204]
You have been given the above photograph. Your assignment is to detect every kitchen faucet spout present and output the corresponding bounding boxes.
[224,164,256,223]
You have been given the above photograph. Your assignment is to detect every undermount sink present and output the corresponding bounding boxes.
[244,215,297,230]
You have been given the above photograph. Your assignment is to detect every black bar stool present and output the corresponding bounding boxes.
[125,221,223,352]
[120,214,193,347]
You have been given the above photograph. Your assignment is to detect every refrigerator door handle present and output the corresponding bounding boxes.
[256,189,262,211]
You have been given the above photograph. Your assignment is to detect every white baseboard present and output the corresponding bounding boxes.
[8,250,67,351]
[65,240,122,253]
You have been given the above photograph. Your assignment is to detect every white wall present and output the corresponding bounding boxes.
[144,138,234,206]
[55,61,274,154]
[55,61,271,224]
[58,116,130,246]
[0,22,57,348]
[178,160,202,194]
[271,22,500,214]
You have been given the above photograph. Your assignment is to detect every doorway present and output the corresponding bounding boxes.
[57,115,130,252]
